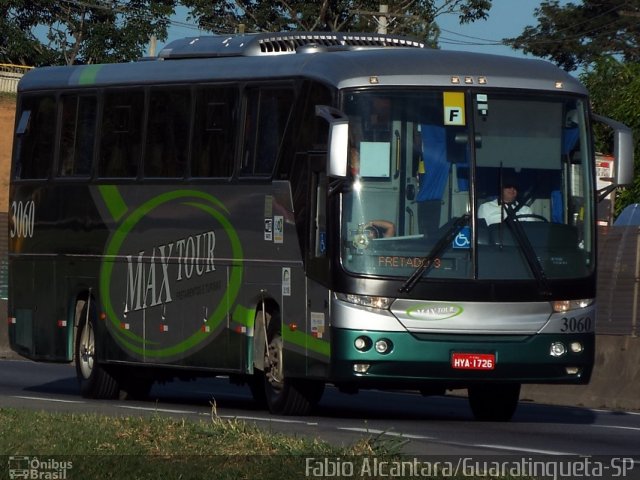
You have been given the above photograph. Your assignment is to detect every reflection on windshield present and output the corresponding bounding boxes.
[340,90,594,282]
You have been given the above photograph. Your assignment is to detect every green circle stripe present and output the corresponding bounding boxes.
[99,189,243,359]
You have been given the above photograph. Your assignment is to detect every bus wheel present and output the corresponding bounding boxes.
[264,331,324,415]
[75,301,119,399]
[468,383,520,421]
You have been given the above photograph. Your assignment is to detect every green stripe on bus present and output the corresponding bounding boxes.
[232,304,330,358]
[283,328,330,358]
[98,185,128,221]
[232,304,255,328]
[78,64,103,85]
[101,190,243,358]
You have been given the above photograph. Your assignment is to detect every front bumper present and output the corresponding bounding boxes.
[330,328,594,388]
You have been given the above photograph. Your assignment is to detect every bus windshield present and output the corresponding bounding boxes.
[340,89,594,282]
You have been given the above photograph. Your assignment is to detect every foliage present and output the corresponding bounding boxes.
[0,1,492,65]
[581,58,640,213]
[1,0,177,66]
[505,0,640,72]
[180,0,492,47]
[506,0,640,213]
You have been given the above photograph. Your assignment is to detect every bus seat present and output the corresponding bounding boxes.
[477,218,489,245]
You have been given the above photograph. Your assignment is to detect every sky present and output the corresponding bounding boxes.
[159,1,552,61]
[435,0,545,59]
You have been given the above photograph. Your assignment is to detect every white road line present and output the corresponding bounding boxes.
[474,444,574,455]
[591,408,640,416]
[118,405,197,415]
[13,395,85,404]
[591,424,640,432]
[339,428,575,455]
[338,427,435,440]
[220,414,318,426]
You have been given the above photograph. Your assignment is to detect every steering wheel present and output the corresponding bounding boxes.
[515,213,548,222]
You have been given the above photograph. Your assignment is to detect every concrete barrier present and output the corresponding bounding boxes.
[0,71,22,93]
[0,299,13,359]
[0,64,32,94]
[521,335,640,411]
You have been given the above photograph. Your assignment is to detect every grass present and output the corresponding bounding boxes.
[0,404,538,479]
[0,404,416,480]
[0,92,16,104]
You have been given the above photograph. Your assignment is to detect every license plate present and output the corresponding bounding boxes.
[451,353,495,370]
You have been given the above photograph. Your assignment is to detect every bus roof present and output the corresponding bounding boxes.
[18,32,586,95]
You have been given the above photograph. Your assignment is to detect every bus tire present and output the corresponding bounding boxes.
[263,326,324,415]
[75,301,119,399]
[468,383,520,422]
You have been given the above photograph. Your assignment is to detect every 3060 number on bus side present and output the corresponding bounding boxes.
[10,200,35,239]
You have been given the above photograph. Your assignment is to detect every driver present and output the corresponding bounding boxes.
[478,176,533,225]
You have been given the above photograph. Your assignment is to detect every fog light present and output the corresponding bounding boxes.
[353,363,370,373]
[570,342,584,353]
[354,336,371,351]
[565,366,580,375]
[550,342,566,357]
[375,339,392,354]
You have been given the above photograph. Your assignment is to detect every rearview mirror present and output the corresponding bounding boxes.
[593,114,634,186]
[316,105,348,178]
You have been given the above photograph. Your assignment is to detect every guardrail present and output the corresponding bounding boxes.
[0,64,33,93]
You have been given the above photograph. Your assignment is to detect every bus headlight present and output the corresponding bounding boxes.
[354,336,372,351]
[552,298,594,313]
[336,293,392,310]
[550,342,566,357]
[375,339,393,354]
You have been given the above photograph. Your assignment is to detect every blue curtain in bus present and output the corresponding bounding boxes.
[562,128,579,155]
[417,125,448,202]
[456,163,469,192]
[551,127,580,222]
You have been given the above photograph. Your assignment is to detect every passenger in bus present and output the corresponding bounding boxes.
[478,176,533,225]
[364,219,396,238]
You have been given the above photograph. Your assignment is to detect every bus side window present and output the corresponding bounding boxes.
[144,87,190,178]
[240,87,293,177]
[191,86,237,178]
[98,90,143,178]
[58,94,96,177]
[14,95,56,179]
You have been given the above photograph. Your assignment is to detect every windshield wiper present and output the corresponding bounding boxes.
[399,214,470,293]
[501,204,552,298]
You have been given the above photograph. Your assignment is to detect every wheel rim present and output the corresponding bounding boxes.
[265,335,284,392]
[78,322,95,379]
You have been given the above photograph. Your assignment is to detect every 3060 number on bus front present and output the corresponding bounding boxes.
[560,316,592,333]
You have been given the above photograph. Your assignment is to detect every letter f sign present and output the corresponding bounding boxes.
[443,92,466,126]
[445,107,464,125]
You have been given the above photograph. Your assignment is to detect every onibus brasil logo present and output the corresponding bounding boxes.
[8,456,72,479]
[97,188,244,361]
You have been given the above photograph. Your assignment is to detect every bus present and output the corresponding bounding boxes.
[8,32,634,421]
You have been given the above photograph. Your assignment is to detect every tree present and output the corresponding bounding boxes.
[581,59,640,214]
[506,1,640,212]
[505,0,640,72]
[179,0,492,47]
[1,0,492,65]
[1,0,177,66]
